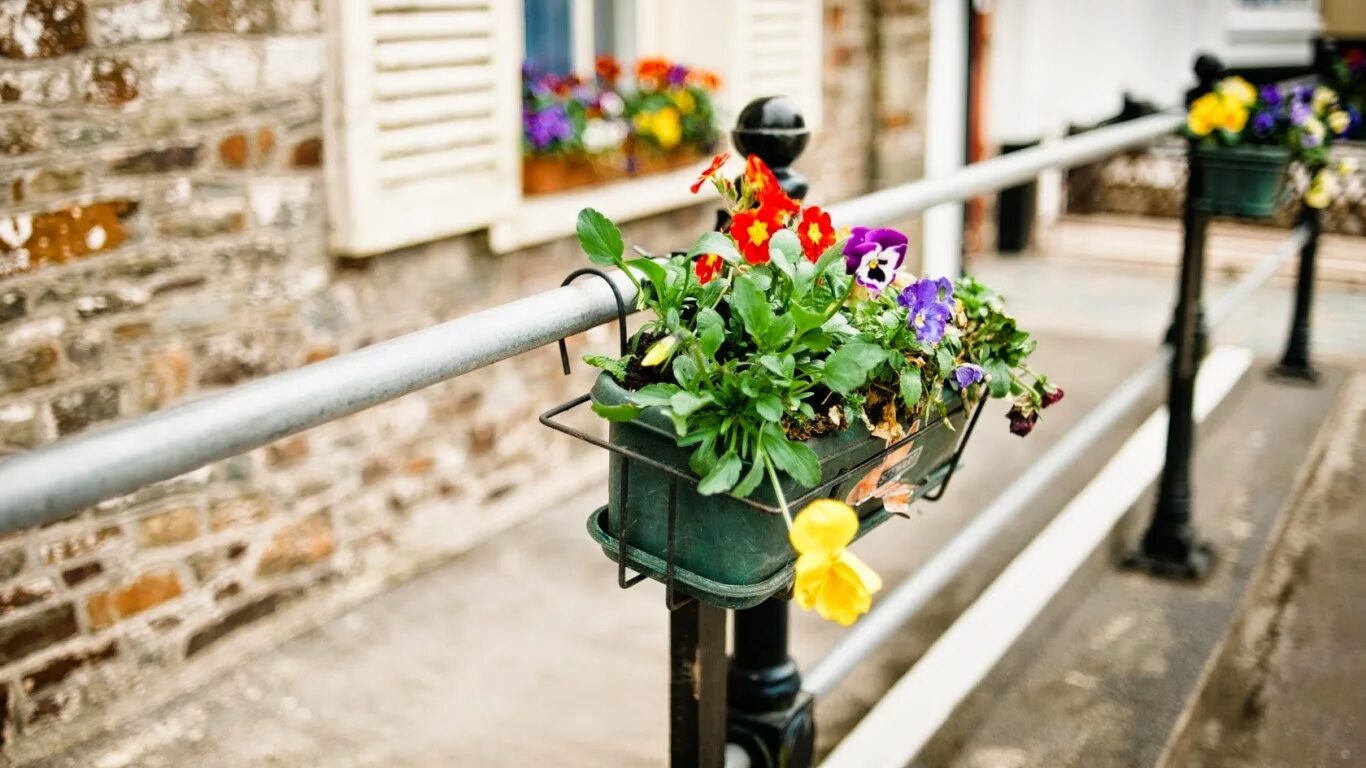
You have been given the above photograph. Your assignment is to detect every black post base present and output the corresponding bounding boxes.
[727,691,816,768]
[1269,362,1321,385]
[1123,541,1215,581]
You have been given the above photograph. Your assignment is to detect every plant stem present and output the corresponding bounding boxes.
[764,456,794,531]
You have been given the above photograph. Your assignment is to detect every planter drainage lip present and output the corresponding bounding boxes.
[585,458,954,609]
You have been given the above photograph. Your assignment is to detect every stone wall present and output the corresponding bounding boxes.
[0,0,930,756]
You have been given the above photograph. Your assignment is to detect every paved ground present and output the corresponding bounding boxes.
[1178,375,1366,768]
[25,214,1366,767]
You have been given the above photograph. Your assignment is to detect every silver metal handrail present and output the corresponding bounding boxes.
[0,110,1185,531]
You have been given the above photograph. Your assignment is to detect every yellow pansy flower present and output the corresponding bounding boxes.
[641,335,677,366]
[1328,110,1351,135]
[1313,86,1337,115]
[652,107,682,150]
[1337,158,1359,176]
[790,499,882,626]
[1218,93,1249,133]
[1305,169,1335,209]
[1217,76,1256,107]
[1187,93,1223,137]
[672,89,697,115]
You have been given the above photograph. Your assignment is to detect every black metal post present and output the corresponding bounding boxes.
[1272,204,1322,383]
[725,97,816,768]
[671,600,729,768]
[1128,56,1222,580]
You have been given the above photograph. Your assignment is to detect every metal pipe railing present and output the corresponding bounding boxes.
[0,109,1184,533]
[803,222,1309,698]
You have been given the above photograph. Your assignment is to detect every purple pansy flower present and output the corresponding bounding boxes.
[1252,109,1277,138]
[897,277,955,344]
[842,227,908,296]
[953,363,984,389]
[524,105,572,149]
[1289,99,1312,127]
[1259,84,1282,109]
[667,65,689,86]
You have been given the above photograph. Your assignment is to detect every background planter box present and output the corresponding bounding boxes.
[522,154,627,195]
[589,374,971,608]
[1192,144,1291,218]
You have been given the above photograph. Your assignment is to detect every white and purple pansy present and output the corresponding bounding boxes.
[842,227,908,296]
[897,276,955,344]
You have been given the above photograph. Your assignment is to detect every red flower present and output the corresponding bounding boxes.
[695,253,724,284]
[797,206,835,263]
[731,208,781,265]
[636,57,670,90]
[744,155,780,200]
[691,152,731,194]
[596,54,621,85]
[687,69,722,91]
[761,186,800,225]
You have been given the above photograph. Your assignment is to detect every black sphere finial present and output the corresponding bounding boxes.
[732,96,810,199]
[1187,53,1226,107]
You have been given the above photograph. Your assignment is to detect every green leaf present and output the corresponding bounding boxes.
[935,346,955,375]
[576,208,624,267]
[731,275,774,342]
[756,394,784,422]
[672,354,700,388]
[688,438,718,477]
[985,359,1011,398]
[623,257,669,290]
[632,383,681,407]
[790,303,828,336]
[899,370,923,410]
[698,450,742,495]
[591,402,642,422]
[763,429,821,488]
[669,391,712,416]
[760,313,796,350]
[583,354,629,382]
[813,239,848,276]
[731,454,767,498]
[759,354,795,379]
[700,324,724,358]
[821,342,886,395]
[686,231,741,265]
[768,229,800,280]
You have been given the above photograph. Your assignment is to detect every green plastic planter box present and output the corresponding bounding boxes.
[587,373,970,608]
[1191,144,1290,218]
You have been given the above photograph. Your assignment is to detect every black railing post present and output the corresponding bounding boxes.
[1272,204,1322,382]
[1128,55,1222,580]
[725,96,816,768]
[671,599,729,767]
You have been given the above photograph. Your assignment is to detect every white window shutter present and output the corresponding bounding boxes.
[325,1,522,256]
[644,0,822,133]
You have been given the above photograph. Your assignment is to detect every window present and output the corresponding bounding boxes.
[325,0,822,257]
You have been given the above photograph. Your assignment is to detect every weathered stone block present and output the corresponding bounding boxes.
[73,286,149,318]
[218,132,248,168]
[0,112,47,156]
[145,41,260,98]
[0,547,26,582]
[209,495,270,531]
[90,0,174,45]
[0,401,41,450]
[63,328,105,370]
[186,591,280,656]
[265,434,307,467]
[49,110,122,148]
[260,35,320,89]
[137,505,200,547]
[184,0,274,33]
[0,0,88,60]
[59,561,101,587]
[82,55,139,106]
[0,604,79,666]
[0,341,60,395]
[11,166,87,201]
[273,0,317,32]
[85,568,182,629]
[1,199,137,273]
[257,512,333,575]
[197,331,270,386]
[288,136,320,168]
[0,67,72,104]
[0,579,54,617]
[110,144,202,174]
[141,344,191,408]
[21,640,117,693]
[41,525,120,564]
[0,290,24,324]
[50,382,121,435]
